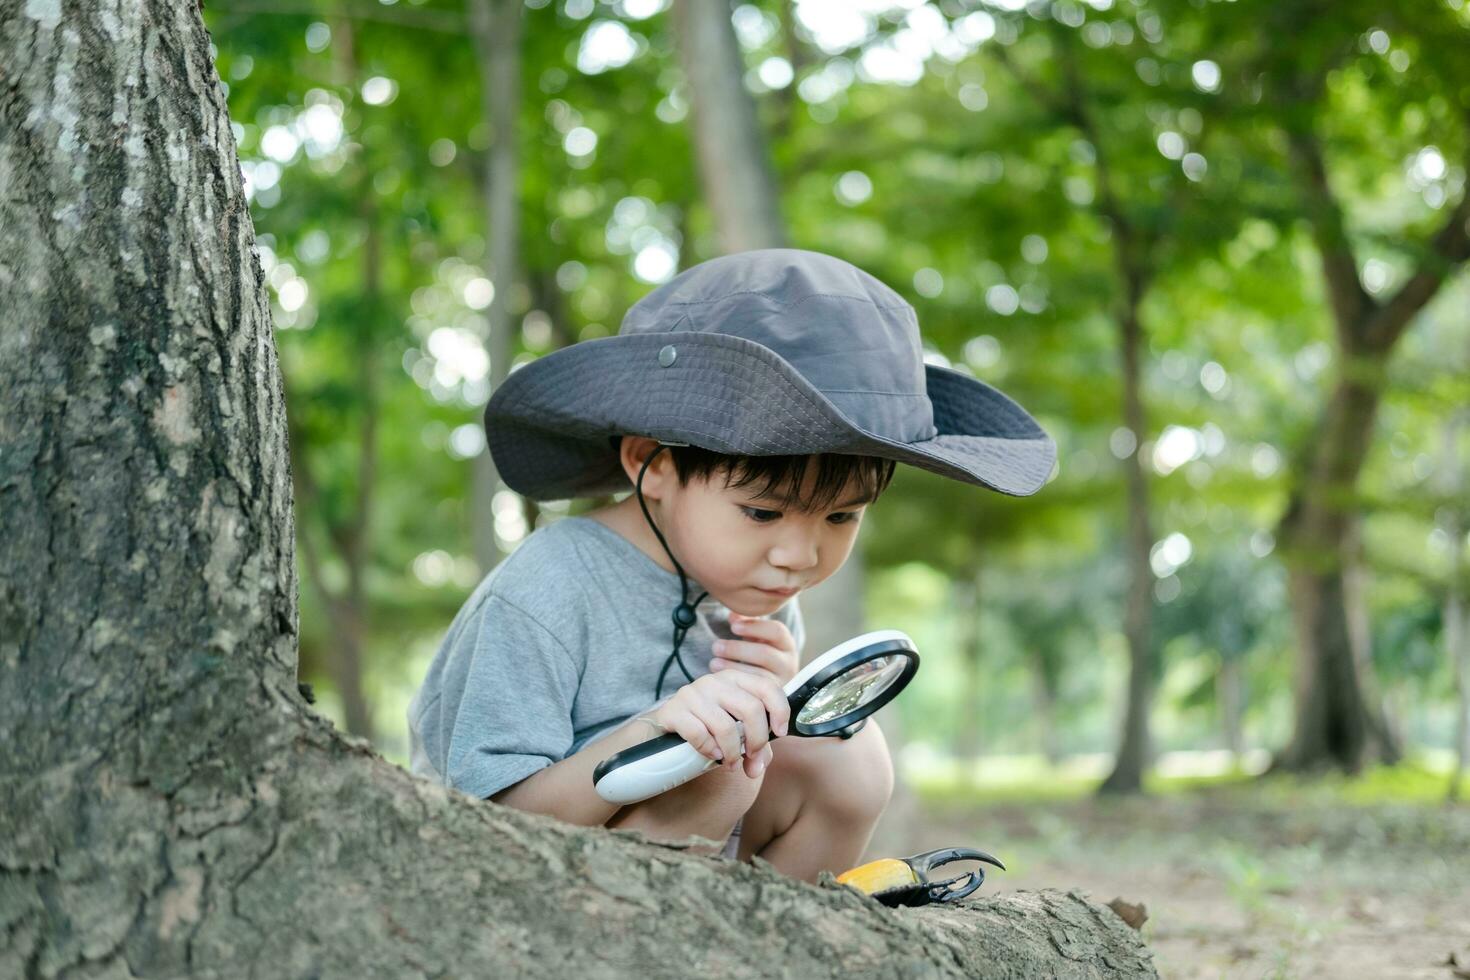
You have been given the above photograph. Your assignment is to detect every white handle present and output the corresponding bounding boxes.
[594,629,914,805]
[594,723,745,804]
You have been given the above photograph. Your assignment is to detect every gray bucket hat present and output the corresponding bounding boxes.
[484,248,1056,501]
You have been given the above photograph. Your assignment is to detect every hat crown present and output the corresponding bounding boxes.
[620,249,937,443]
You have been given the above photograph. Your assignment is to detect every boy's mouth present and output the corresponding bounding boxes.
[756,586,800,597]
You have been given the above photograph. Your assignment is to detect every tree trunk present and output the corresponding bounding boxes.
[955,572,985,763]
[322,566,373,739]
[1217,656,1245,762]
[671,0,787,253]
[670,0,927,859]
[1030,656,1063,768]
[1266,106,1470,774]
[469,0,522,575]
[1098,282,1155,796]
[276,12,381,742]
[1442,411,1468,801]
[1045,32,1157,797]
[290,440,373,739]
[0,3,1157,975]
[1270,373,1401,773]
[1451,567,1468,802]
[338,14,380,742]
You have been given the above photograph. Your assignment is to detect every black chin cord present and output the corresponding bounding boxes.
[636,444,708,702]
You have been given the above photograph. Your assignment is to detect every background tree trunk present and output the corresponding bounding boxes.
[671,0,786,255]
[468,0,524,575]
[1030,654,1063,768]
[1271,373,1401,773]
[1441,409,1468,801]
[267,9,380,741]
[0,3,1157,975]
[669,0,927,858]
[325,10,382,742]
[955,571,985,763]
[1264,78,1393,773]
[1099,288,1157,795]
[1217,657,1245,762]
[1267,94,1469,774]
[996,29,1161,796]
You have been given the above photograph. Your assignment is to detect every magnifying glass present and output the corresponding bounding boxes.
[593,629,919,804]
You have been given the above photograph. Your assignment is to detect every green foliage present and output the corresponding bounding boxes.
[206,0,1470,770]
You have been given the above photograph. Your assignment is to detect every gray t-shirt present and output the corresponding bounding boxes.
[406,514,805,800]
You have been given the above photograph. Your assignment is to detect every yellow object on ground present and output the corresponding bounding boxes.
[836,857,923,894]
[835,847,1006,908]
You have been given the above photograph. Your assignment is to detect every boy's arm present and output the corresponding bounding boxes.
[488,712,661,827]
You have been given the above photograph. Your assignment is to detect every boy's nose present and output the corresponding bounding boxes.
[770,538,820,573]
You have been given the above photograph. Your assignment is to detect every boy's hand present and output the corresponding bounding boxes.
[709,612,800,687]
[649,670,790,778]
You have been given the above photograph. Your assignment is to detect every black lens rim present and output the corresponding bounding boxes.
[787,636,919,737]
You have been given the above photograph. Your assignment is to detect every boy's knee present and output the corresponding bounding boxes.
[703,757,769,811]
[606,755,765,835]
[855,719,896,814]
[817,719,894,822]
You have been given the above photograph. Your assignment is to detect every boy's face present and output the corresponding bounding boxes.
[637,444,874,616]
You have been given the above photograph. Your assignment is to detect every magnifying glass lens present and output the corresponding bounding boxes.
[796,653,911,726]
[594,630,917,803]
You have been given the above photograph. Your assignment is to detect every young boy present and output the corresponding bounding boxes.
[406,248,1054,884]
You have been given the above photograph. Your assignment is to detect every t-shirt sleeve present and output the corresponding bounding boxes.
[441,592,583,801]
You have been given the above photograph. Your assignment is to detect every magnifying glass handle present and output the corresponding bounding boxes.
[593,722,751,805]
[593,629,917,804]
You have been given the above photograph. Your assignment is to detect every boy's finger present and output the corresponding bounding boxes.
[729,616,790,647]
[685,694,738,763]
[730,670,790,739]
[710,659,778,682]
[714,687,770,757]
[742,743,772,779]
[713,639,783,674]
[669,713,721,762]
[699,687,752,764]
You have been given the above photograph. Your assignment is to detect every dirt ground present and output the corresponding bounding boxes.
[895,783,1470,979]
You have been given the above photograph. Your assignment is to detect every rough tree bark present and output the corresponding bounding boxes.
[0,3,1156,976]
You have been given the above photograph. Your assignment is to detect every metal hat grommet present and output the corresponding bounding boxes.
[658,344,677,367]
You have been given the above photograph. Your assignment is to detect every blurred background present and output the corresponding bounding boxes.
[204,1,1468,974]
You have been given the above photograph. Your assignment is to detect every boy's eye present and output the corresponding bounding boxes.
[740,506,860,525]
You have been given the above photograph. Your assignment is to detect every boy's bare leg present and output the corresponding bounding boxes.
[735,718,894,882]
[604,759,766,856]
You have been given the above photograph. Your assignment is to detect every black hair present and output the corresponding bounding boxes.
[665,443,896,514]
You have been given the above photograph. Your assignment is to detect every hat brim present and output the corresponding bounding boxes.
[484,331,1056,500]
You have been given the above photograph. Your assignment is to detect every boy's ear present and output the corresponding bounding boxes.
[616,435,675,497]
